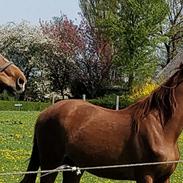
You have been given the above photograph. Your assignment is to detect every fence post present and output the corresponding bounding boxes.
[116,95,119,110]
[82,94,86,101]
[52,94,56,104]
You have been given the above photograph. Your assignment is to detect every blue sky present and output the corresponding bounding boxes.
[0,0,81,24]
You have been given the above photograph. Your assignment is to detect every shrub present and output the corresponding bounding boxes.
[89,95,117,109]
[0,100,50,111]
[90,94,135,109]
[89,82,158,109]
[130,82,158,100]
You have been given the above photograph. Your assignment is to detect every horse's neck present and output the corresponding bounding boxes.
[165,85,183,143]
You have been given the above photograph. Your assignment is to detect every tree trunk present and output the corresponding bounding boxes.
[127,73,134,93]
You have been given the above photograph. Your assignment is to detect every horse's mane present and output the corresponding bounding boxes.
[131,63,183,132]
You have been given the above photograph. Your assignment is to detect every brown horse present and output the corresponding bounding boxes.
[0,54,26,93]
[20,65,183,183]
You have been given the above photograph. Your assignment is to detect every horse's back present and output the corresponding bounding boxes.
[36,99,133,162]
[38,99,130,127]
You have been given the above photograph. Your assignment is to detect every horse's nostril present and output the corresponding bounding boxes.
[16,77,25,93]
[17,77,24,86]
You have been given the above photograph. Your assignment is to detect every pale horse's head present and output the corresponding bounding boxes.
[0,54,27,94]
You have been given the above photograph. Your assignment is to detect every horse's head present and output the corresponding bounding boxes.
[0,54,27,94]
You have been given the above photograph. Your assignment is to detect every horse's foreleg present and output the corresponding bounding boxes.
[158,177,170,183]
[136,175,153,183]
[62,171,83,183]
[40,172,58,183]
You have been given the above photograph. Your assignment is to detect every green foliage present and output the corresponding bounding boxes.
[0,100,50,111]
[0,111,182,183]
[90,94,135,109]
[81,0,169,90]
[130,82,158,100]
[0,91,16,101]
[90,82,158,109]
[90,95,118,109]
[159,0,183,66]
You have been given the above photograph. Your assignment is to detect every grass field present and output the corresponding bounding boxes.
[0,111,182,183]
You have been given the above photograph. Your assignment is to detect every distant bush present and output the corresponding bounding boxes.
[90,82,158,109]
[90,94,135,109]
[0,100,50,111]
[0,83,158,111]
[130,82,158,100]
[89,95,117,109]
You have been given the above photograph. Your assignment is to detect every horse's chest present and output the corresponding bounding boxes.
[139,122,179,162]
[142,141,179,177]
[145,136,179,163]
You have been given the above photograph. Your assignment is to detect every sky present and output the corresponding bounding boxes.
[0,0,81,25]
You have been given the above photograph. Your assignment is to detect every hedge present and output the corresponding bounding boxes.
[89,94,136,109]
[0,100,50,111]
[0,96,134,111]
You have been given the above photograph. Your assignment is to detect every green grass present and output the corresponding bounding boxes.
[0,111,182,183]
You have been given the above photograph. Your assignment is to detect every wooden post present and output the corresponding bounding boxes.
[82,94,86,101]
[52,93,56,104]
[116,95,119,110]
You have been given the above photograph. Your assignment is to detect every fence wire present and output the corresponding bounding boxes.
[0,160,182,177]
